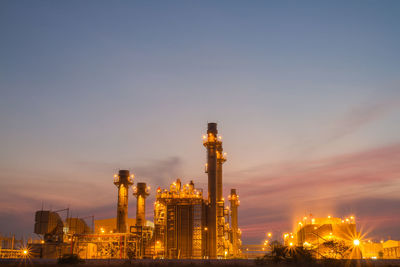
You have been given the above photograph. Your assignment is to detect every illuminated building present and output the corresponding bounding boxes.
[283,215,368,259]
[283,216,361,259]
[153,179,203,259]
[383,240,400,259]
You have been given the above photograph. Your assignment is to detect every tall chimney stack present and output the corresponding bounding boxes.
[203,122,218,259]
[114,170,133,233]
[134,182,149,227]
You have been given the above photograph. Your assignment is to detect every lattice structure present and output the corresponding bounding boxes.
[0,249,26,259]
[72,233,130,259]
[217,201,226,257]
[71,232,151,259]
[192,203,202,258]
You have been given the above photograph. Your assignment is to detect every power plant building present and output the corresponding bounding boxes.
[28,123,242,259]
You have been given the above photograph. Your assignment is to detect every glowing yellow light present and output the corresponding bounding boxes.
[289,242,293,247]
[40,240,44,244]
[380,240,384,243]
[204,227,208,231]
[328,215,331,219]
[267,232,272,237]
[23,250,28,255]
[353,239,360,246]
[329,232,332,236]
[303,216,307,220]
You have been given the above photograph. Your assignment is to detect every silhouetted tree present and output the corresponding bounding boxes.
[319,240,350,259]
[256,242,315,265]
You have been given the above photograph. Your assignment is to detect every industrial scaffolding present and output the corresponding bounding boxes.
[154,180,203,259]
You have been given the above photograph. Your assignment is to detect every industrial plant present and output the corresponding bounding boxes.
[1,123,400,261]
[15,123,242,259]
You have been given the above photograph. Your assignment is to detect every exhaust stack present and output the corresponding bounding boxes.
[203,122,218,258]
[114,170,133,233]
[134,182,149,227]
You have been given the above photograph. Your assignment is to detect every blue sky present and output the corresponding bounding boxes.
[1,1,400,243]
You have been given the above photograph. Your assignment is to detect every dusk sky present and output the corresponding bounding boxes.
[1,1,400,244]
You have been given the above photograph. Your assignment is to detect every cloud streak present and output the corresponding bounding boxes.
[232,143,400,242]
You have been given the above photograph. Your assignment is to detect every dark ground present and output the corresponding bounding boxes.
[1,259,400,267]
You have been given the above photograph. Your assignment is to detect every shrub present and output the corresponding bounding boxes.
[57,253,85,264]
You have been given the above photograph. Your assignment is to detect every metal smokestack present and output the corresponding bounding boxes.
[229,188,240,257]
[204,122,218,259]
[114,170,133,233]
[216,127,226,257]
[134,182,149,227]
